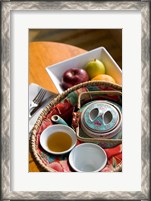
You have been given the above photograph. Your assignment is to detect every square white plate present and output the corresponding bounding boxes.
[46,47,122,94]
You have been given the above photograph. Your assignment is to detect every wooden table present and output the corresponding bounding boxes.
[29,42,86,172]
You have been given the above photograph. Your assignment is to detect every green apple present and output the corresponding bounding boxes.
[85,59,106,79]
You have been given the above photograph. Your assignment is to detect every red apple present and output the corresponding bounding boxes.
[61,68,89,90]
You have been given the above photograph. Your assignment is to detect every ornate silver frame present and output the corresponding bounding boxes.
[1,1,150,200]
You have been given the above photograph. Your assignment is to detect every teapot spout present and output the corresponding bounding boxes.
[51,115,68,126]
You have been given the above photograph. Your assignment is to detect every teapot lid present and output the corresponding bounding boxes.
[81,101,120,134]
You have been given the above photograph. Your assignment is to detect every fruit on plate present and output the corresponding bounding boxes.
[91,74,116,83]
[61,68,89,90]
[85,59,106,79]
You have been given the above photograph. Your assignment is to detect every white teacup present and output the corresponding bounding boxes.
[69,143,107,172]
[40,124,77,155]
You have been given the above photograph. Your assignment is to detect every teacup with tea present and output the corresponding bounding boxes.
[40,124,77,155]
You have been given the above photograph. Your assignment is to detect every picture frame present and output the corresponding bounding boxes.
[1,0,150,200]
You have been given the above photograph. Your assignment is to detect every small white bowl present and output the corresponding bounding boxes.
[46,47,122,94]
[69,143,107,172]
[40,124,77,155]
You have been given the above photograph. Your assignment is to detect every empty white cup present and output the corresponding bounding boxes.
[69,143,107,172]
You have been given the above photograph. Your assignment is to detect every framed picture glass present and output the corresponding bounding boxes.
[1,1,150,200]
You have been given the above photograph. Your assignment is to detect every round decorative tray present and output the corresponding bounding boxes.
[30,81,122,172]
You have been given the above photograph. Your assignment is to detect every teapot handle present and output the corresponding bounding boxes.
[77,90,122,109]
